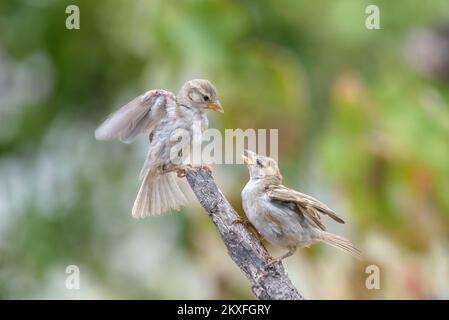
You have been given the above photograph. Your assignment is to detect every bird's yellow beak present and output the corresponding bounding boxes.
[242,150,256,165]
[242,154,252,165]
[207,100,224,113]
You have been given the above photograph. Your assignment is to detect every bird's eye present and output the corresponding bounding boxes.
[203,95,210,101]
[256,159,263,167]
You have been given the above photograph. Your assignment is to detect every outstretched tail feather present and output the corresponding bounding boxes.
[167,173,185,208]
[320,232,362,259]
[151,178,160,216]
[158,176,169,214]
[132,171,150,218]
[164,173,182,210]
[132,172,187,218]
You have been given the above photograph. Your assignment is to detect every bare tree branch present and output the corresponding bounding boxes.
[186,169,304,300]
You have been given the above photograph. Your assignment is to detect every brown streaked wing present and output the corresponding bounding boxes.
[266,184,345,230]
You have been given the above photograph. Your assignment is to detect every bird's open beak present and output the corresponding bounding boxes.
[242,149,256,165]
[207,100,224,113]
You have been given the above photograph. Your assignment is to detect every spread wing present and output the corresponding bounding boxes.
[95,89,177,144]
[266,184,345,231]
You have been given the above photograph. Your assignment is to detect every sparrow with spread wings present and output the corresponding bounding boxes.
[95,79,223,218]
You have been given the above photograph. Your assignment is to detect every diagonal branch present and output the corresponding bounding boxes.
[186,169,304,300]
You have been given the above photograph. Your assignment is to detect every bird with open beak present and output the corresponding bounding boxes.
[241,150,361,264]
[95,79,223,218]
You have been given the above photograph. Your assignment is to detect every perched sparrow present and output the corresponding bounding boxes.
[95,79,223,218]
[241,150,361,264]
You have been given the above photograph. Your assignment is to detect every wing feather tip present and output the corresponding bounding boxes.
[94,126,111,141]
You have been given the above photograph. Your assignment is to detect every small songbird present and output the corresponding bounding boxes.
[95,79,223,218]
[241,150,361,264]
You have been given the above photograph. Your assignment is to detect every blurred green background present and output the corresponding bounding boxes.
[1,0,449,299]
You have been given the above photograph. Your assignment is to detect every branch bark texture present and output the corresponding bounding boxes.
[186,169,303,300]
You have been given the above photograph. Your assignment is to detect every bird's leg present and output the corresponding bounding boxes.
[179,164,213,176]
[267,247,297,267]
[198,163,213,175]
[176,164,194,178]
[232,217,264,241]
[232,216,248,226]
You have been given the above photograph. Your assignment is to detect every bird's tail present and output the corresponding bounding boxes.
[132,171,187,218]
[320,231,362,259]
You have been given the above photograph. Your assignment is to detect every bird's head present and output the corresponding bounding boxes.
[242,150,282,183]
[178,79,224,113]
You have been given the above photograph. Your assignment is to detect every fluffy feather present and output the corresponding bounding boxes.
[266,184,345,230]
[95,80,222,217]
[242,150,361,262]
[95,90,174,143]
